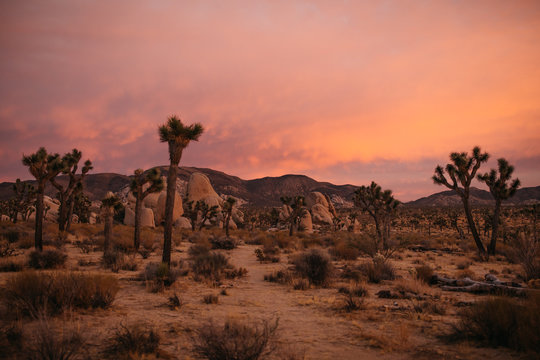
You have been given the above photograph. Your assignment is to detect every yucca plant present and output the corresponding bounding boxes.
[280,195,305,236]
[433,146,489,258]
[222,197,236,237]
[22,147,63,251]
[477,158,520,255]
[130,168,164,250]
[101,192,123,256]
[158,115,204,266]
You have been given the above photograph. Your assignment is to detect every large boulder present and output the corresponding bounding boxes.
[124,207,155,228]
[305,192,329,209]
[43,196,60,222]
[311,203,333,225]
[299,211,313,233]
[279,204,292,221]
[156,191,183,224]
[174,216,192,229]
[186,172,222,209]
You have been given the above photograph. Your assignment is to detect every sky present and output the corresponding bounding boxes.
[1,0,539,201]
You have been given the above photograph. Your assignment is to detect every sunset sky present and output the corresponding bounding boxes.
[1,1,539,201]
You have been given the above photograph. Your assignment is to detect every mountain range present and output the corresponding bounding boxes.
[1,166,538,207]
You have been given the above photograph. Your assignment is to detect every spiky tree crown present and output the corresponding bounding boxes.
[158,115,204,164]
[22,147,63,183]
[354,181,400,214]
[477,158,520,201]
[130,168,164,197]
[101,192,122,210]
[433,146,489,195]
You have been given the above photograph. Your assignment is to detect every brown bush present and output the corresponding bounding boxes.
[449,295,540,352]
[293,249,333,286]
[2,270,118,318]
[142,262,182,293]
[264,270,293,285]
[191,252,246,283]
[25,317,85,360]
[193,318,278,360]
[415,265,434,284]
[330,241,359,261]
[28,250,67,269]
[203,294,219,304]
[104,322,160,359]
[358,257,395,283]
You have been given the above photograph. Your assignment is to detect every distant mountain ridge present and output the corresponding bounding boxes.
[0,167,538,207]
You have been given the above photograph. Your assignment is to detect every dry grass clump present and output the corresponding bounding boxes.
[191,251,247,283]
[449,295,540,352]
[329,240,359,261]
[264,269,293,285]
[203,294,219,304]
[0,257,25,272]
[210,235,238,250]
[414,265,435,284]
[28,249,67,269]
[254,248,280,263]
[2,270,119,318]
[293,249,333,287]
[25,317,85,360]
[142,262,182,293]
[104,322,161,359]
[358,256,396,283]
[507,234,540,281]
[192,318,279,360]
[338,283,368,312]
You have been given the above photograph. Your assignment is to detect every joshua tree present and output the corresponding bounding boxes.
[477,158,520,255]
[50,149,93,233]
[130,168,164,250]
[222,197,237,237]
[9,179,35,223]
[101,192,122,256]
[197,201,219,231]
[280,196,305,236]
[22,147,63,251]
[158,115,204,266]
[354,181,400,250]
[433,146,489,258]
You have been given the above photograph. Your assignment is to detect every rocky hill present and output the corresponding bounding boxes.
[1,167,538,207]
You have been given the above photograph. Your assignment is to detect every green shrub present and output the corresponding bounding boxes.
[28,250,67,269]
[293,249,333,286]
[193,318,278,360]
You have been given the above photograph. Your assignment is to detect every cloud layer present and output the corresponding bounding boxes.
[1,1,539,200]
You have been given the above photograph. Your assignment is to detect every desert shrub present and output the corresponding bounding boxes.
[456,260,472,270]
[330,241,359,261]
[413,299,446,315]
[393,278,430,296]
[292,278,309,290]
[102,250,125,273]
[28,250,67,269]
[450,295,540,351]
[2,271,119,317]
[188,240,212,258]
[25,318,85,360]
[2,230,20,243]
[203,294,219,304]
[415,265,434,284]
[104,322,160,359]
[455,269,475,279]
[507,234,540,281]
[293,249,333,286]
[338,283,369,298]
[341,293,365,312]
[254,248,280,263]
[358,256,395,283]
[168,293,183,310]
[17,236,34,249]
[143,262,181,292]
[191,252,246,282]
[211,236,238,250]
[0,258,24,272]
[264,270,293,284]
[0,321,23,356]
[193,318,279,360]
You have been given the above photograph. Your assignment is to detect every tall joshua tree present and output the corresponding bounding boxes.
[222,197,237,237]
[101,192,122,256]
[130,168,164,250]
[354,181,400,250]
[22,147,63,251]
[433,146,489,258]
[50,149,93,232]
[158,115,204,266]
[477,158,520,255]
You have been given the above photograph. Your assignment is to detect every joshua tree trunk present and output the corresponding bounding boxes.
[134,196,143,250]
[488,199,501,255]
[35,184,45,251]
[225,213,231,237]
[162,164,178,265]
[462,198,486,257]
[103,207,113,256]
[65,199,75,232]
